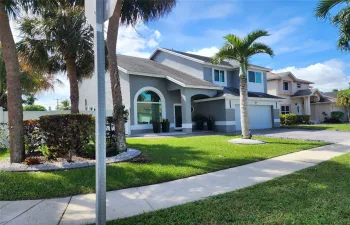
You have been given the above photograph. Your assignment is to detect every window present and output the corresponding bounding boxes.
[281,105,290,114]
[248,71,262,83]
[213,69,225,82]
[283,81,289,91]
[137,90,162,124]
[297,83,301,88]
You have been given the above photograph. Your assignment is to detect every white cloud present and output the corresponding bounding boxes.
[273,59,350,91]
[187,47,219,57]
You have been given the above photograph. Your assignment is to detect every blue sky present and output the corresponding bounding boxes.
[13,0,350,108]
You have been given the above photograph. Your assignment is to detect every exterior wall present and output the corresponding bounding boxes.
[267,80,279,96]
[78,71,130,111]
[311,103,348,122]
[280,76,293,95]
[203,67,212,82]
[152,51,204,80]
[292,82,309,93]
[273,108,280,127]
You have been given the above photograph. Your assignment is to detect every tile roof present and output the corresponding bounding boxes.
[267,72,314,84]
[215,87,284,99]
[161,48,271,71]
[117,54,221,89]
[322,91,338,99]
[292,89,313,97]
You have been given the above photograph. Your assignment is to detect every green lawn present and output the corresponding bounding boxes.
[109,152,350,225]
[0,148,9,160]
[283,123,350,131]
[0,135,325,200]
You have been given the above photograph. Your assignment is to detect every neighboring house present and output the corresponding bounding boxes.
[79,48,283,135]
[267,72,348,122]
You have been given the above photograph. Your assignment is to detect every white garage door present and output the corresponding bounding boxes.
[235,105,272,131]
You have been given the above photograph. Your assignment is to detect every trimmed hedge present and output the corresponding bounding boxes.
[39,114,95,161]
[280,114,297,125]
[296,115,311,124]
[330,111,344,123]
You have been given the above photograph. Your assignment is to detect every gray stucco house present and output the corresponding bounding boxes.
[79,47,283,135]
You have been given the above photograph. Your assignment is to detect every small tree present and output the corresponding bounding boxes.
[336,89,350,123]
[57,100,71,111]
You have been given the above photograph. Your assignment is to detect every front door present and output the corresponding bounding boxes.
[297,103,303,115]
[174,105,182,129]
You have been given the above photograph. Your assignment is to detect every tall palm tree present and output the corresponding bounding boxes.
[0,1,56,162]
[316,0,350,51]
[17,3,94,113]
[107,0,177,152]
[212,30,274,139]
[57,99,71,110]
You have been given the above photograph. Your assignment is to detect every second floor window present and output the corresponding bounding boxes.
[248,71,262,83]
[283,81,289,91]
[214,69,225,82]
[297,83,301,88]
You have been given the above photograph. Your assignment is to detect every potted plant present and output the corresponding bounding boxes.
[207,116,215,131]
[152,119,161,133]
[193,114,206,130]
[161,119,170,132]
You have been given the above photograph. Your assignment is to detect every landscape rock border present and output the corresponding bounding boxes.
[0,148,141,172]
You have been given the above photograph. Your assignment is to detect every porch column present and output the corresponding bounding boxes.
[304,97,311,115]
[180,89,192,133]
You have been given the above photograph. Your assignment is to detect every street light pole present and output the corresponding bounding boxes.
[94,0,106,224]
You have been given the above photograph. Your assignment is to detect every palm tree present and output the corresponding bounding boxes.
[57,99,71,110]
[106,0,177,152]
[17,3,94,113]
[0,0,56,162]
[212,30,274,139]
[315,0,350,51]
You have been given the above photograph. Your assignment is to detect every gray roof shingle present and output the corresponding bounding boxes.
[322,91,338,98]
[117,54,221,89]
[292,89,313,97]
[215,87,283,99]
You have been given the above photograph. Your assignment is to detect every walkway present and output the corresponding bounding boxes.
[1,140,350,225]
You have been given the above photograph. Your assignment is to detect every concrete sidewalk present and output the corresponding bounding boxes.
[1,141,350,225]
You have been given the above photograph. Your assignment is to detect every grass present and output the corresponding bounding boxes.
[283,123,350,131]
[109,152,350,225]
[0,135,325,200]
[0,148,9,160]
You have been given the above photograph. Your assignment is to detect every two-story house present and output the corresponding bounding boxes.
[79,48,283,135]
[267,72,348,122]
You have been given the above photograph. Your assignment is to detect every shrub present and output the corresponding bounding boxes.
[282,114,297,125]
[296,115,311,124]
[280,114,285,125]
[40,144,55,159]
[193,114,207,130]
[23,105,46,111]
[0,123,8,149]
[207,116,215,131]
[82,140,95,159]
[330,111,344,123]
[39,114,95,161]
[23,120,42,153]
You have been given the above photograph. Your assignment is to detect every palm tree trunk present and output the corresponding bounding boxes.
[66,57,79,113]
[0,0,25,162]
[107,0,127,152]
[239,64,251,139]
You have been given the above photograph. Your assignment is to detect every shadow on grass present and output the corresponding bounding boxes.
[109,154,350,225]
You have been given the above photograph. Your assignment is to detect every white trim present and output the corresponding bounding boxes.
[212,68,227,87]
[173,103,182,129]
[165,76,186,87]
[194,96,283,103]
[182,123,193,128]
[118,66,128,74]
[133,86,166,126]
[274,119,280,123]
[215,121,236,126]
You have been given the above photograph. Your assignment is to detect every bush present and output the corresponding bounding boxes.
[23,120,42,153]
[82,140,95,158]
[296,115,311,124]
[39,114,95,161]
[207,116,215,131]
[23,105,46,111]
[280,114,297,125]
[0,123,8,149]
[193,114,207,130]
[330,111,344,123]
[40,144,54,159]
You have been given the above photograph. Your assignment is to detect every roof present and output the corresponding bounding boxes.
[322,91,338,98]
[117,54,222,90]
[292,88,321,97]
[318,97,336,103]
[267,72,314,84]
[151,48,272,71]
[215,87,284,99]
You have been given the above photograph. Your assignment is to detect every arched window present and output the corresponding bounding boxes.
[135,87,165,125]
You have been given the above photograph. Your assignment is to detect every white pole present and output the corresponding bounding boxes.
[94,0,106,224]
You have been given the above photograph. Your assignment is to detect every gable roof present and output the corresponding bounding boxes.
[215,87,284,99]
[291,88,322,97]
[322,91,338,98]
[150,47,272,71]
[267,72,314,84]
[117,54,222,90]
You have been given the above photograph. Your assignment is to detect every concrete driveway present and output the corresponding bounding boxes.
[253,128,349,143]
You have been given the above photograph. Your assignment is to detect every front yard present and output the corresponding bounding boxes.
[0,135,325,200]
[283,123,350,131]
[110,152,350,225]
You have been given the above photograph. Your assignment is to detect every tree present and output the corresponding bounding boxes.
[57,99,71,110]
[106,0,177,151]
[0,1,56,162]
[212,30,274,139]
[315,0,350,51]
[23,105,46,111]
[17,3,94,114]
[336,89,350,122]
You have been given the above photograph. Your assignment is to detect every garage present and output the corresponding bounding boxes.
[235,105,272,131]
